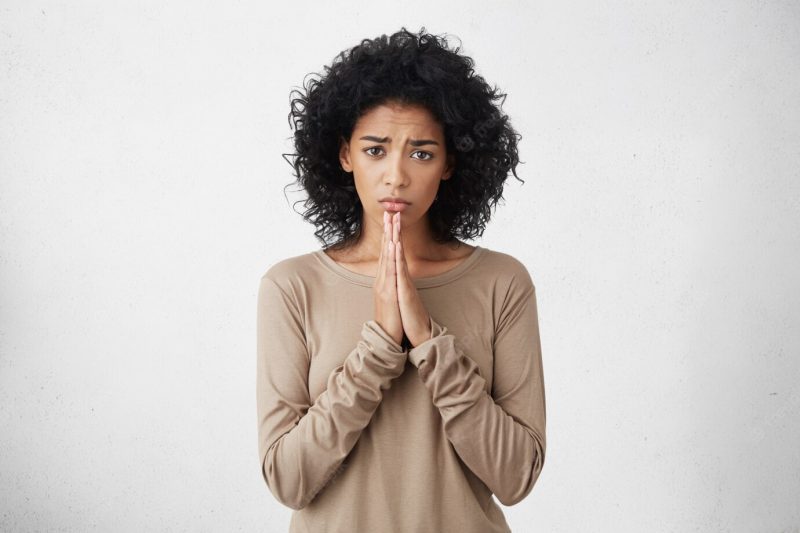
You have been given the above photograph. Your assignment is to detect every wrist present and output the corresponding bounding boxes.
[408,326,432,349]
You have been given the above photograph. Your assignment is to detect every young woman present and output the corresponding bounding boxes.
[257,27,546,532]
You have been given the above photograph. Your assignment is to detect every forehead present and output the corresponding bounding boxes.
[353,102,443,137]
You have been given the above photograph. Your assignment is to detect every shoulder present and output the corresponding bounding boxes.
[262,252,314,282]
[258,250,323,299]
[478,248,536,292]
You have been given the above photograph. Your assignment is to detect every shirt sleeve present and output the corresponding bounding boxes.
[256,275,408,510]
[407,268,546,506]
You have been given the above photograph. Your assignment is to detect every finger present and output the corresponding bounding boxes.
[376,238,385,286]
[393,213,404,276]
[385,212,394,277]
[387,228,397,284]
[379,212,387,272]
[392,242,404,288]
[394,214,403,284]
[380,237,390,287]
[396,239,406,287]
[382,212,395,286]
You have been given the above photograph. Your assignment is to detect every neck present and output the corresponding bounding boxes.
[348,211,446,263]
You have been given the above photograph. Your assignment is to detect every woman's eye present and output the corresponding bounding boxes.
[364,147,433,160]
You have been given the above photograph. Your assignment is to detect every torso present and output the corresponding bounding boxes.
[323,241,476,279]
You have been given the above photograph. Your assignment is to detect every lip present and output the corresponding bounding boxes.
[379,197,410,204]
[380,201,409,212]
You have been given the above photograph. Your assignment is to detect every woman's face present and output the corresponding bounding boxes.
[339,101,454,229]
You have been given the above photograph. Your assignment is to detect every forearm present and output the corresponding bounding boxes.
[408,317,546,506]
[258,319,407,510]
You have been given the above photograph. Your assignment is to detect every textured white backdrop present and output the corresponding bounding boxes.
[1,1,798,531]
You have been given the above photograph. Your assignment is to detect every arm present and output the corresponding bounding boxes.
[256,275,408,510]
[407,269,546,506]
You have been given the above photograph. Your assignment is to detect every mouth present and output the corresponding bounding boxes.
[378,197,410,204]
[379,200,410,212]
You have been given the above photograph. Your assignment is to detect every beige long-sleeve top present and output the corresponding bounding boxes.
[256,245,546,532]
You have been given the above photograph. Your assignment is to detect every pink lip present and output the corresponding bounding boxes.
[379,197,409,204]
[380,201,409,212]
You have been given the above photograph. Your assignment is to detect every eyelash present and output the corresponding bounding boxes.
[363,146,434,161]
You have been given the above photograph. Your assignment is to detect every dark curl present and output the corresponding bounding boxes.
[282,26,524,250]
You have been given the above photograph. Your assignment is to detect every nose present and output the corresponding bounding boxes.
[383,150,408,189]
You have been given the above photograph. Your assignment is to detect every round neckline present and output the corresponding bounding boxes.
[313,245,486,288]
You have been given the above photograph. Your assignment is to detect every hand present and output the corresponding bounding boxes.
[390,212,433,348]
[373,211,404,347]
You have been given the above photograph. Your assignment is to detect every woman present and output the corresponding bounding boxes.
[257,27,546,532]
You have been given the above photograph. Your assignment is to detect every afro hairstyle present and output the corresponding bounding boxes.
[282,26,524,250]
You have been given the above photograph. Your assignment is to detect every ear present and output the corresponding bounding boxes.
[441,152,456,181]
[339,136,352,172]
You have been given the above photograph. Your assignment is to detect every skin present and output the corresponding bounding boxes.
[334,100,475,347]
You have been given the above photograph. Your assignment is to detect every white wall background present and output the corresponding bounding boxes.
[1,1,798,531]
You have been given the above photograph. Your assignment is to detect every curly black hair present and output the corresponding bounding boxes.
[282,26,524,250]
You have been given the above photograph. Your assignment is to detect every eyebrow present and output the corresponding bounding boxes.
[358,135,440,147]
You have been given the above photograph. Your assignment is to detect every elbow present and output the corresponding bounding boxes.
[496,434,546,506]
[261,450,310,511]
